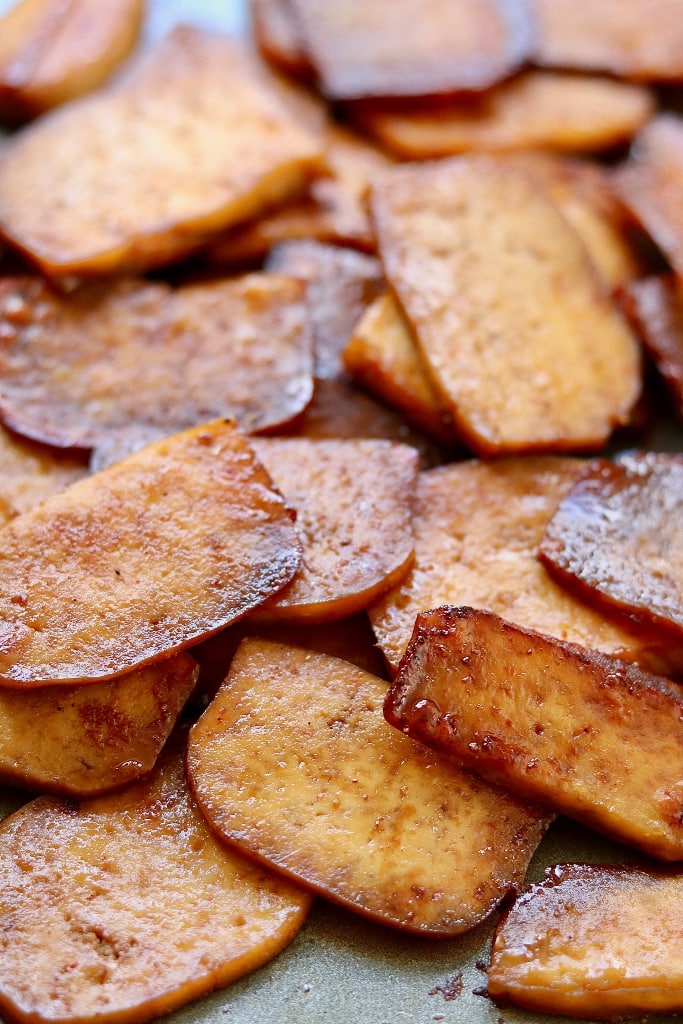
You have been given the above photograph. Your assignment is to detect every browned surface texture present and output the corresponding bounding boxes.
[287,0,533,101]
[488,863,683,1017]
[343,294,458,443]
[0,423,88,525]
[0,740,312,1024]
[614,114,683,279]
[385,606,683,860]
[0,26,325,279]
[251,438,418,621]
[0,0,145,123]
[0,420,301,686]
[187,639,551,935]
[354,72,653,158]
[532,0,683,81]
[539,452,683,637]
[370,158,642,455]
[0,652,197,796]
[0,274,313,449]
[369,458,681,676]
[623,276,683,418]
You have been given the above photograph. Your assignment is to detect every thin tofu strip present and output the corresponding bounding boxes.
[385,606,683,860]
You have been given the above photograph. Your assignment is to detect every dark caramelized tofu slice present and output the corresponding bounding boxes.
[622,275,683,419]
[287,0,533,102]
[488,862,683,1019]
[385,606,683,860]
[187,638,551,936]
[539,452,683,637]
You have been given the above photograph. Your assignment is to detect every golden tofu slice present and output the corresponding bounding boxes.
[385,605,683,860]
[0,420,301,687]
[0,423,88,526]
[343,293,459,444]
[370,157,642,455]
[0,0,144,123]
[540,452,683,638]
[0,652,197,796]
[488,863,683,1018]
[354,71,653,158]
[187,638,551,936]
[622,275,683,418]
[533,0,683,82]
[0,274,313,449]
[0,26,326,280]
[369,458,682,676]
[287,0,533,101]
[251,438,418,621]
[0,738,312,1024]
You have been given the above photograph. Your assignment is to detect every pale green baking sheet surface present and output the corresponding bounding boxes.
[0,2,681,1022]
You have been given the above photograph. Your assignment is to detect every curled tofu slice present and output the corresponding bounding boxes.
[0,26,325,280]
[533,0,683,82]
[251,438,418,621]
[343,294,458,444]
[370,157,642,455]
[614,114,683,280]
[0,420,301,687]
[0,274,313,449]
[385,606,683,860]
[354,72,653,159]
[368,458,683,677]
[0,740,312,1024]
[0,652,197,796]
[540,452,683,638]
[187,638,551,936]
[0,0,144,123]
[488,863,683,1019]
[287,0,533,101]
[0,423,88,526]
[622,276,683,418]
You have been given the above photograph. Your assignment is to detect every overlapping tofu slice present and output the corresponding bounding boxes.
[0,26,326,279]
[0,424,88,525]
[385,605,683,860]
[0,274,313,449]
[0,0,145,123]
[0,420,301,686]
[286,0,533,101]
[369,458,680,676]
[187,638,552,935]
[622,275,683,418]
[250,0,312,79]
[539,451,683,638]
[488,863,683,1018]
[0,738,312,1024]
[353,72,653,159]
[369,157,642,455]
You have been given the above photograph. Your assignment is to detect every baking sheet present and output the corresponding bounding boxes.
[0,2,681,1023]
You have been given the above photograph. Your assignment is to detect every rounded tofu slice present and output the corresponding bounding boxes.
[187,638,552,936]
[0,740,312,1024]
[0,420,301,686]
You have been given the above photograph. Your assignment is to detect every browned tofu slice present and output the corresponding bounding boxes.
[370,157,642,455]
[0,420,301,687]
[0,738,312,1024]
[0,423,88,525]
[0,652,197,796]
[187,638,552,936]
[250,0,312,78]
[369,458,683,676]
[488,863,683,1018]
[532,0,683,82]
[287,0,533,102]
[0,0,145,123]
[0,274,313,449]
[354,72,653,159]
[614,114,683,280]
[622,275,683,419]
[0,26,326,279]
[385,605,683,860]
[539,452,683,638]
[251,438,418,621]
